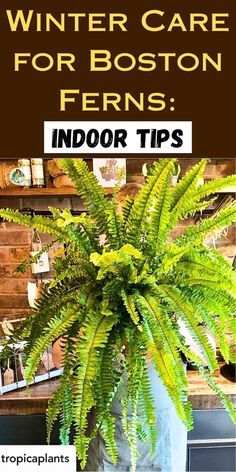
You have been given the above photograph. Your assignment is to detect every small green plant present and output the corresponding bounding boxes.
[0,158,236,471]
[99,158,121,180]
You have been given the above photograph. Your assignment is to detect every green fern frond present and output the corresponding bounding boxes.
[176,250,235,283]
[47,340,74,445]
[182,206,236,243]
[173,251,236,296]
[121,290,141,329]
[94,342,124,464]
[156,285,218,371]
[138,366,157,457]
[24,284,93,359]
[15,240,56,273]
[147,174,172,251]
[122,195,135,226]
[193,197,218,215]
[197,364,236,424]
[172,159,208,207]
[0,208,35,227]
[73,312,118,467]
[215,314,230,364]
[126,159,175,246]
[52,208,100,255]
[229,318,236,345]
[207,246,236,272]
[181,285,236,322]
[121,333,147,472]
[0,209,90,254]
[56,210,100,251]
[59,159,110,236]
[1,158,235,471]
[24,307,81,384]
[171,159,208,210]
[180,288,233,364]
[192,174,236,200]
[100,415,118,464]
[166,166,236,231]
[59,383,73,445]
[106,200,124,249]
[135,291,192,428]
[49,262,95,288]
[176,275,235,296]
[157,243,191,273]
[47,375,67,443]
[167,159,208,229]
[4,210,65,239]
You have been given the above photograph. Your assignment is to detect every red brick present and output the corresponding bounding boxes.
[0,278,29,294]
[215,159,236,176]
[204,164,216,180]
[4,222,31,231]
[169,226,185,240]
[0,295,29,309]
[9,247,30,262]
[179,217,196,227]
[0,230,31,245]
[0,247,10,262]
[0,264,31,278]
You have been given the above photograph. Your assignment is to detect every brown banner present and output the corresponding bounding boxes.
[0,0,235,158]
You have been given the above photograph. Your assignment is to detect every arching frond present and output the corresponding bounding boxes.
[135,291,193,429]
[126,159,175,246]
[73,312,118,467]
[59,159,110,236]
[24,307,82,384]
[138,366,157,457]
[181,206,236,243]
[171,159,208,211]
[121,290,141,328]
[156,285,218,371]
[95,341,125,463]
[147,174,172,251]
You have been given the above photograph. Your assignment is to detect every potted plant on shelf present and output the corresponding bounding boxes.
[99,158,119,181]
[0,158,236,471]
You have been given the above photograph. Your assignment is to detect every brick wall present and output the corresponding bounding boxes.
[0,222,32,332]
[0,158,235,334]
[0,195,85,334]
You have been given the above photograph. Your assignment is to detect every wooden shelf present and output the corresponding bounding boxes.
[0,365,235,415]
[0,187,114,197]
[0,185,234,198]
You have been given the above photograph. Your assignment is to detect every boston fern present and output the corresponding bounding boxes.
[0,158,236,471]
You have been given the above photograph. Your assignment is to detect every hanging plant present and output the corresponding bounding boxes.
[0,158,236,471]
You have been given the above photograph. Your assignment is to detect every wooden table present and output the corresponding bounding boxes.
[0,366,235,415]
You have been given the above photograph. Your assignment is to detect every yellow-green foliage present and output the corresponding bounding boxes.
[0,158,236,472]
